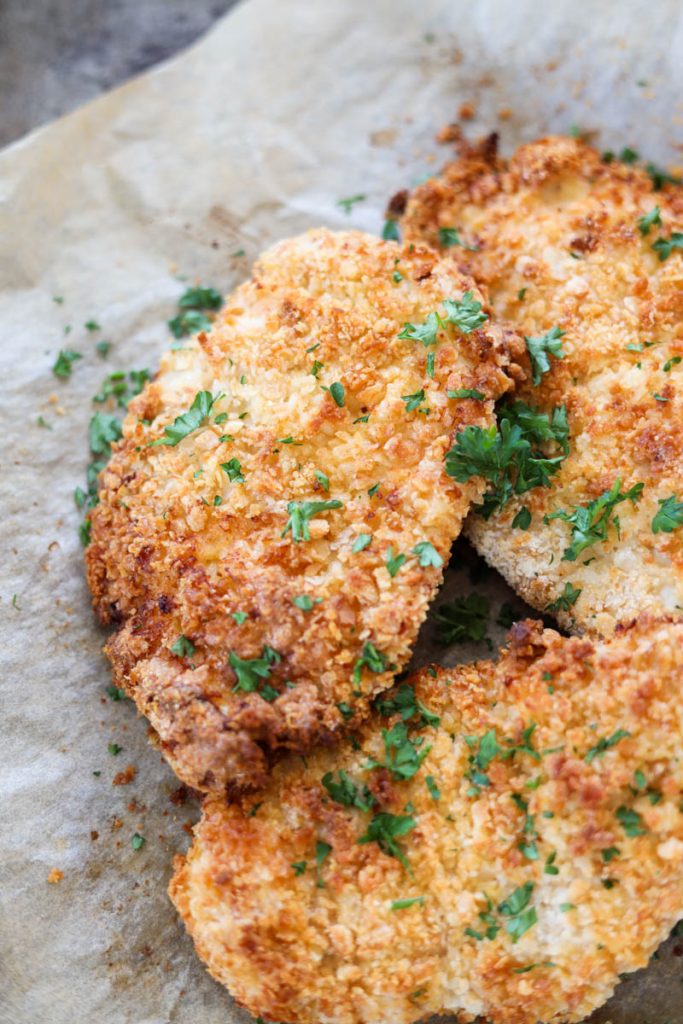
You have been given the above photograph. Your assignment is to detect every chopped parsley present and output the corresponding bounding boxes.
[329,382,345,407]
[401,389,426,412]
[170,635,195,658]
[382,219,400,242]
[391,896,425,910]
[232,611,248,624]
[652,233,683,261]
[352,533,372,553]
[310,359,324,377]
[315,840,332,887]
[337,702,355,720]
[601,846,620,863]
[337,194,366,214]
[512,506,532,530]
[616,805,647,837]
[374,683,440,728]
[398,312,441,347]
[425,775,440,800]
[412,541,443,568]
[292,861,307,876]
[150,391,217,446]
[585,729,631,764]
[168,286,222,337]
[93,368,150,407]
[314,469,329,491]
[498,882,537,942]
[442,292,488,333]
[357,812,416,871]
[131,833,146,851]
[323,770,376,811]
[221,457,245,483]
[638,205,662,235]
[448,388,485,400]
[292,594,321,611]
[525,326,565,386]
[229,646,280,700]
[544,478,643,561]
[663,356,682,372]
[368,482,381,497]
[652,494,683,533]
[435,593,489,645]
[545,581,582,613]
[646,162,682,190]
[281,499,343,541]
[445,400,569,519]
[89,411,123,455]
[108,743,122,756]
[52,349,82,378]
[385,546,407,577]
[84,320,101,332]
[352,642,391,690]
[365,721,431,781]
[437,226,478,250]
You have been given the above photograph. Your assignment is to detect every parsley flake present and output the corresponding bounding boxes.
[616,805,647,837]
[322,770,376,811]
[352,642,390,690]
[357,812,416,871]
[442,292,488,333]
[525,327,566,385]
[170,635,195,658]
[448,388,485,400]
[385,546,406,577]
[131,833,146,851]
[52,349,82,378]
[401,389,426,412]
[391,896,425,910]
[382,219,400,242]
[352,533,372,553]
[638,206,662,235]
[221,458,245,482]
[545,478,643,560]
[652,494,683,533]
[652,233,683,261]
[337,194,366,214]
[150,391,217,447]
[412,541,443,568]
[545,581,581,613]
[282,499,343,541]
[329,382,345,407]
[585,729,631,764]
[229,646,280,699]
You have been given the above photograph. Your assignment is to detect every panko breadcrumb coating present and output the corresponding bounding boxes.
[401,136,683,635]
[170,616,683,1024]
[86,229,521,793]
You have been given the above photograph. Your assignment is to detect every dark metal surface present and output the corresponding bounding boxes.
[0,0,238,147]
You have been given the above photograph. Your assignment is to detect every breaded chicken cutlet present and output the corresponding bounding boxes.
[401,136,683,635]
[171,615,683,1024]
[86,228,521,793]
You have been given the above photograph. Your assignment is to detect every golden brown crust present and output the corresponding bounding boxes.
[170,615,683,1024]
[86,229,520,792]
[402,135,683,635]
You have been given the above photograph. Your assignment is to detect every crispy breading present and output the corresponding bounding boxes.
[86,229,520,793]
[170,616,683,1024]
[401,136,683,634]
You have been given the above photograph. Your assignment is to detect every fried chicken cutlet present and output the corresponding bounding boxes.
[86,229,521,793]
[401,136,683,635]
[170,615,683,1024]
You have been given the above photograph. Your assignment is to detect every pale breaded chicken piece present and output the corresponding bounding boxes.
[170,615,683,1024]
[401,136,683,635]
[86,229,521,793]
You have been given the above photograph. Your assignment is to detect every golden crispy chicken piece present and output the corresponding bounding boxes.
[402,136,683,635]
[86,228,520,792]
[171,615,683,1024]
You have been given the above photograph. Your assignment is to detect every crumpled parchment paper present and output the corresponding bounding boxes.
[1,1,682,1021]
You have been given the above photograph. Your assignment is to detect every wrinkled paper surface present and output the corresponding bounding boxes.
[1,1,683,1021]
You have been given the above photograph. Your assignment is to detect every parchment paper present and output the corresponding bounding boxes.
[2,2,683,1022]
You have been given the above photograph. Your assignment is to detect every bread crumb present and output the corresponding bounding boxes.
[47,868,64,884]
[458,102,476,120]
[113,764,137,786]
